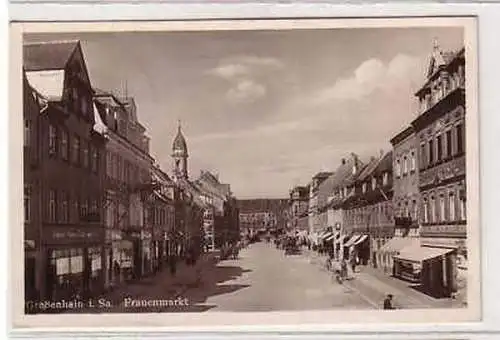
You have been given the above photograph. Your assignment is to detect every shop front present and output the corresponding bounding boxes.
[377,236,420,275]
[394,245,457,298]
[41,224,105,301]
[123,227,142,280]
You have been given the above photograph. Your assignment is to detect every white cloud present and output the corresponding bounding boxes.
[312,54,420,104]
[208,55,285,104]
[227,79,266,103]
[209,63,248,80]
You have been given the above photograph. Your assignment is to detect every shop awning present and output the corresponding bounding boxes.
[321,232,334,240]
[325,232,337,242]
[394,245,454,264]
[353,234,368,245]
[379,237,419,254]
[344,234,361,247]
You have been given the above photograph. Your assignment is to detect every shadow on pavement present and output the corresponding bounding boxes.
[182,264,252,309]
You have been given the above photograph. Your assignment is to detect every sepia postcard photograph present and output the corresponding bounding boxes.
[9,17,480,329]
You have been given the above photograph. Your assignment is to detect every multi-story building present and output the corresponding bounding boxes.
[23,71,43,304]
[325,154,363,259]
[308,172,334,234]
[150,165,176,272]
[394,42,466,298]
[378,126,421,276]
[93,91,156,285]
[288,186,309,231]
[195,170,239,249]
[24,41,108,302]
[343,152,394,267]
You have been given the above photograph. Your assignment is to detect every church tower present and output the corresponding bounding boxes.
[172,121,188,180]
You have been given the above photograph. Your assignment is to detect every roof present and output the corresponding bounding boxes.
[374,151,393,175]
[390,126,415,146]
[25,69,65,102]
[356,157,381,183]
[317,173,337,209]
[23,41,79,71]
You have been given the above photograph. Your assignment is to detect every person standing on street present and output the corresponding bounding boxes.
[383,294,395,310]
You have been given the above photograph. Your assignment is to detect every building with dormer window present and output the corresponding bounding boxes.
[23,41,108,304]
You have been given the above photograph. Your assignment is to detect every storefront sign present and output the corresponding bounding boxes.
[43,225,104,245]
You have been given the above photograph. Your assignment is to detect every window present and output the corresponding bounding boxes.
[395,159,401,178]
[446,130,453,158]
[437,134,443,162]
[117,156,123,181]
[49,190,57,222]
[24,186,31,223]
[371,177,377,190]
[460,197,466,221]
[80,198,89,219]
[428,140,434,164]
[430,196,436,223]
[383,172,389,186]
[449,192,456,221]
[362,183,367,193]
[423,199,429,223]
[91,147,98,173]
[91,199,98,214]
[404,202,409,217]
[72,136,80,164]
[81,96,88,117]
[456,124,464,155]
[24,119,31,146]
[72,87,79,113]
[420,143,427,169]
[124,160,129,183]
[49,124,57,156]
[410,151,416,172]
[402,156,408,175]
[439,194,446,222]
[61,191,69,223]
[60,130,69,160]
[83,141,89,168]
[412,200,418,220]
[72,197,79,223]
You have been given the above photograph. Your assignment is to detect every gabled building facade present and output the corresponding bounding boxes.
[23,41,108,304]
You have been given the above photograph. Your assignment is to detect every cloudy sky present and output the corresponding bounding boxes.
[25,26,463,199]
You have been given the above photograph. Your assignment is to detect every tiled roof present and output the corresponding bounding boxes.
[356,157,381,182]
[374,151,393,175]
[23,41,79,71]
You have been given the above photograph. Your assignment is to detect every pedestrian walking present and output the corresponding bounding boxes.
[383,294,395,310]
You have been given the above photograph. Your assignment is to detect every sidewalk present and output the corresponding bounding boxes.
[304,250,466,310]
[67,253,217,313]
